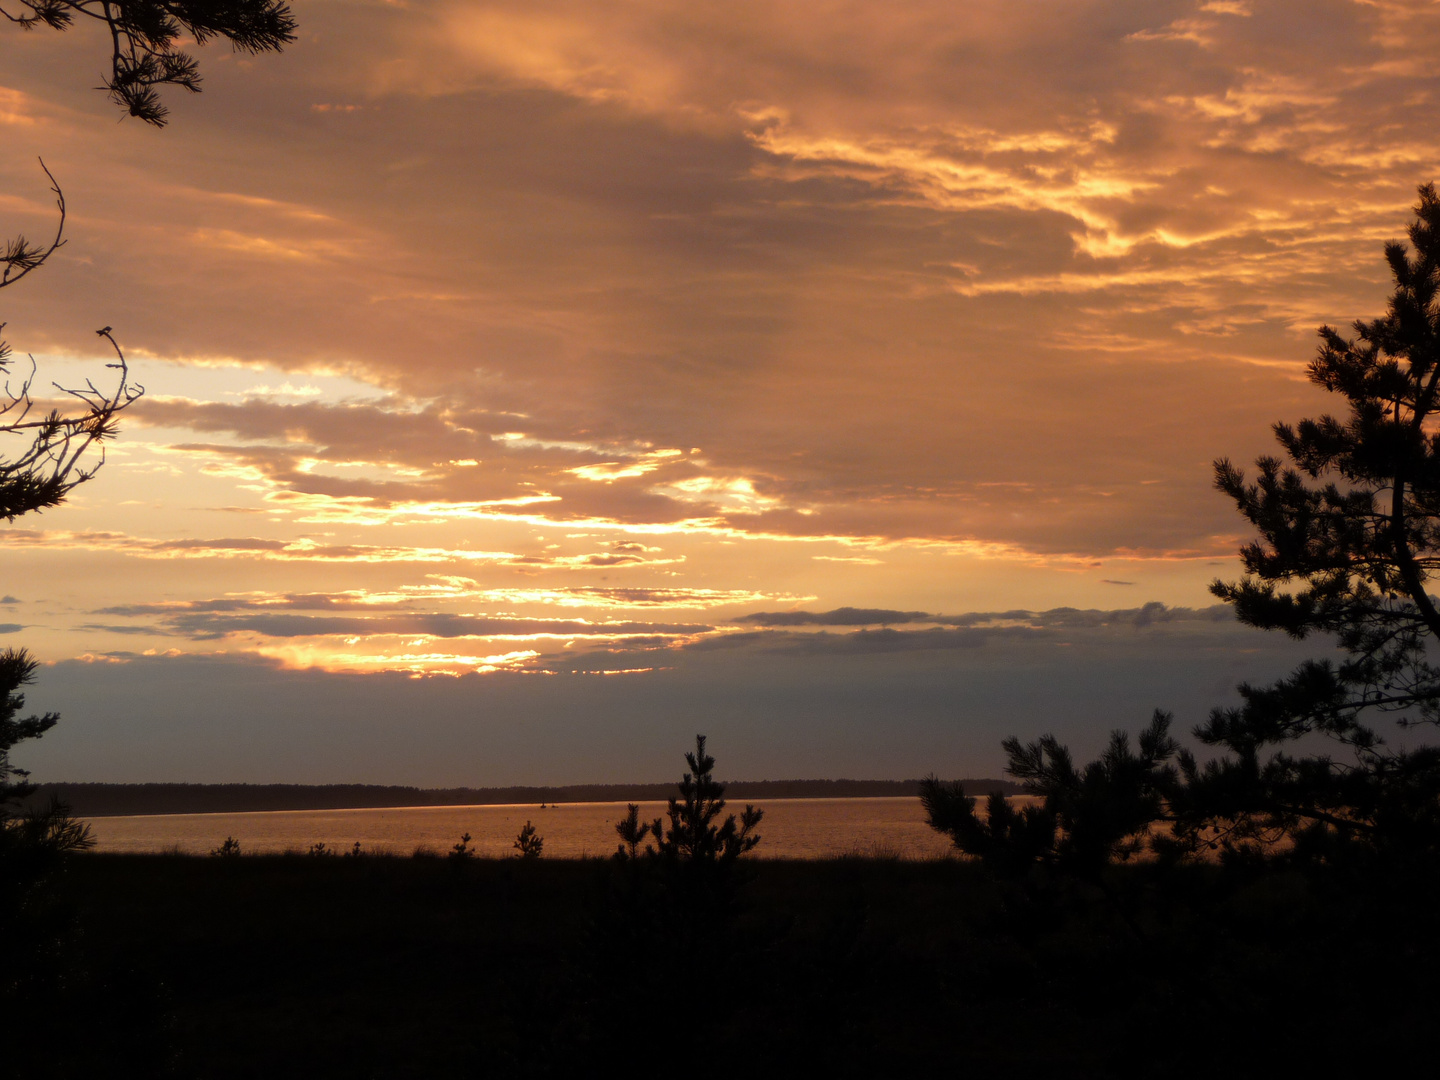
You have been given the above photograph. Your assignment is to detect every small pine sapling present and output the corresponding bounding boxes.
[513,821,543,859]
[449,832,473,859]
[656,735,763,864]
[210,837,241,858]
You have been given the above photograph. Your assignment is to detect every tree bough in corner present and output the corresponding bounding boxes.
[926,184,1440,867]
[1193,182,1440,854]
[2,0,296,125]
[2,163,143,520]
[2,6,296,1064]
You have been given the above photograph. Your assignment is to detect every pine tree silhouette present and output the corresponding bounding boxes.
[656,735,763,864]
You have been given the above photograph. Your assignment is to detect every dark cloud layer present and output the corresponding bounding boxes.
[737,602,1231,629]
[89,598,1236,657]
[736,607,934,626]
[20,609,1323,784]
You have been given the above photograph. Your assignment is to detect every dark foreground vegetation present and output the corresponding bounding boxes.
[19,849,1438,1078]
[16,736,1432,1075]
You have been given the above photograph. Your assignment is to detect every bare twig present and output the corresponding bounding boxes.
[0,159,65,291]
[0,328,144,521]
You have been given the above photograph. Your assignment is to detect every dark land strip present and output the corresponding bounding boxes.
[28,778,1022,816]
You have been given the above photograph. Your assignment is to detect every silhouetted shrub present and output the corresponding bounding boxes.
[513,821,543,859]
[922,710,1180,878]
[449,832,473,860]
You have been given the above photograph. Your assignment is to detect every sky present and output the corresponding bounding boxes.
[2,0,1437,784]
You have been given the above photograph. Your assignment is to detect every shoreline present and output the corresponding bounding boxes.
[32,777,1021,817]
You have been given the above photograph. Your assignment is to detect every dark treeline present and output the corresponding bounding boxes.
[29,778,1022,817]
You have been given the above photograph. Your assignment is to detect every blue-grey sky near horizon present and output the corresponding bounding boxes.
[23,606,1323,784]
[4,1,1439,783]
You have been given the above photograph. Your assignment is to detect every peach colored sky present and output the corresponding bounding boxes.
[3,1,1437,782]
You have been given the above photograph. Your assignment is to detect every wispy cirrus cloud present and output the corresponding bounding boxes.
[138,611,713,642]
[2,529,682,569]
[98,583,804,615]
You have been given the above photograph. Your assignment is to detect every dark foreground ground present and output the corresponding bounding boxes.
[20,852,1440,1077]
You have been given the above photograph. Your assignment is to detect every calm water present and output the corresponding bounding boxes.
[83,797,964,860]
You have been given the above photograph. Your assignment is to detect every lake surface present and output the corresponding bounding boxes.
[83,796,964,860]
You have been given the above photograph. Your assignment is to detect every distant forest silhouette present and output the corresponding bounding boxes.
[30,778,1023,817]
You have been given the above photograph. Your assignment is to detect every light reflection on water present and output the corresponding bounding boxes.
[84,797,966,860]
